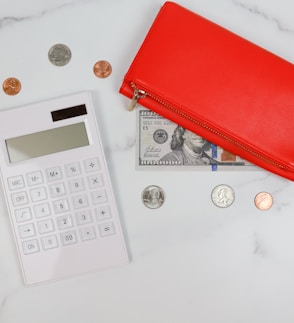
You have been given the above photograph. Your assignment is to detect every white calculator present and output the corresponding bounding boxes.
[0,92,129,285]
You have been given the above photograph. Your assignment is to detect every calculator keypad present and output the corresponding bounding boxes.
[8,157,116,255]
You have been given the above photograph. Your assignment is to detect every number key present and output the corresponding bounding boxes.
[75,210,92,226]
[37,219,54,234]
[41,235,58,250]
[56,214,73,230]
[68,178,85,193]
[72,194,89,209]
[30,187,47,202]
[49,183,66,198]
[60,230,77,246]
[53,199,69,214]
[34,203,51,218]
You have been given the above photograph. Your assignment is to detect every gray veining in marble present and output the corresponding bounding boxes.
[232,0,294,33]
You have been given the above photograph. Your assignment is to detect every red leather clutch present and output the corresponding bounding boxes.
[119,1,294,180]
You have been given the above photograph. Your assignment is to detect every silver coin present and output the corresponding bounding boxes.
[211,184,235,208]
[142,185,165,209]
[48,44,72,66]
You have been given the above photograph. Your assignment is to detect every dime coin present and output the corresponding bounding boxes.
[254,192,273,211]
[211,184,235,208]
[2,77,21,95]
[93,60,112,78]
[48,43,72,66]
[142,185,165,209]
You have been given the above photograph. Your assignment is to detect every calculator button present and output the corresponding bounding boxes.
[53,199,69,214]
[7,175,25,191]
[37,219,55,234]
[56,214,73,230]
[84,158,100,173]
[98,221,115,237]
[41,235,58,250]
[49,183,66,198]
[19,223,36,239]
[60,230,77,246]
[80,226,96,241]
[87,174,104,189]
[22,239,39,255]
[91,189,107,205]
[72,194,89,209]
[15,207,32,223]
[11,191,29,207]
[34,203,51,218]
[65,162,81,177]
[30,187,47,202]
[95,206,112,221]
[68,178,85,193]
[75,210,93,226]
[26,171,43,186]
[46,166,62,182]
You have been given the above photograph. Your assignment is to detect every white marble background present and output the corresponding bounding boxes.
[1,0,294,322]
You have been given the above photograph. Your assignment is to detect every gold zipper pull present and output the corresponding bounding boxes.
[128,85,146,111]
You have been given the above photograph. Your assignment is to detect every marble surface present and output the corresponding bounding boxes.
[1,0,294,322]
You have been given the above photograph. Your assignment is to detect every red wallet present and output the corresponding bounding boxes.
[119,1,294,180]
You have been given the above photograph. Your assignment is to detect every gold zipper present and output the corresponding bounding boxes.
[128,85,147,111]
[129,81,288,170]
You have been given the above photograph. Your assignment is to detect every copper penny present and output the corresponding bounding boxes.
[2,77,21,96]
[254,192,273,211]
[93,60,112,78]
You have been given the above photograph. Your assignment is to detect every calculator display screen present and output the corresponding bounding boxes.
[6,122,89,163]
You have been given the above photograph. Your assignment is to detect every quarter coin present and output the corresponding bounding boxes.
[211,184,235,208]
[93,60,112,78]
[48,43,72,66]
[254,192,273,211]
[142,185,165,209]
[2,77,21,95]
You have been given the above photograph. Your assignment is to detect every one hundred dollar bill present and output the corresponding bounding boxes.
[136,108,257,171]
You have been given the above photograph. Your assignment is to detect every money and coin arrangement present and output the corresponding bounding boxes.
[3,42,273,214]
[137,107,274,211]
[2,43,112,96]
[141,184,273,211]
